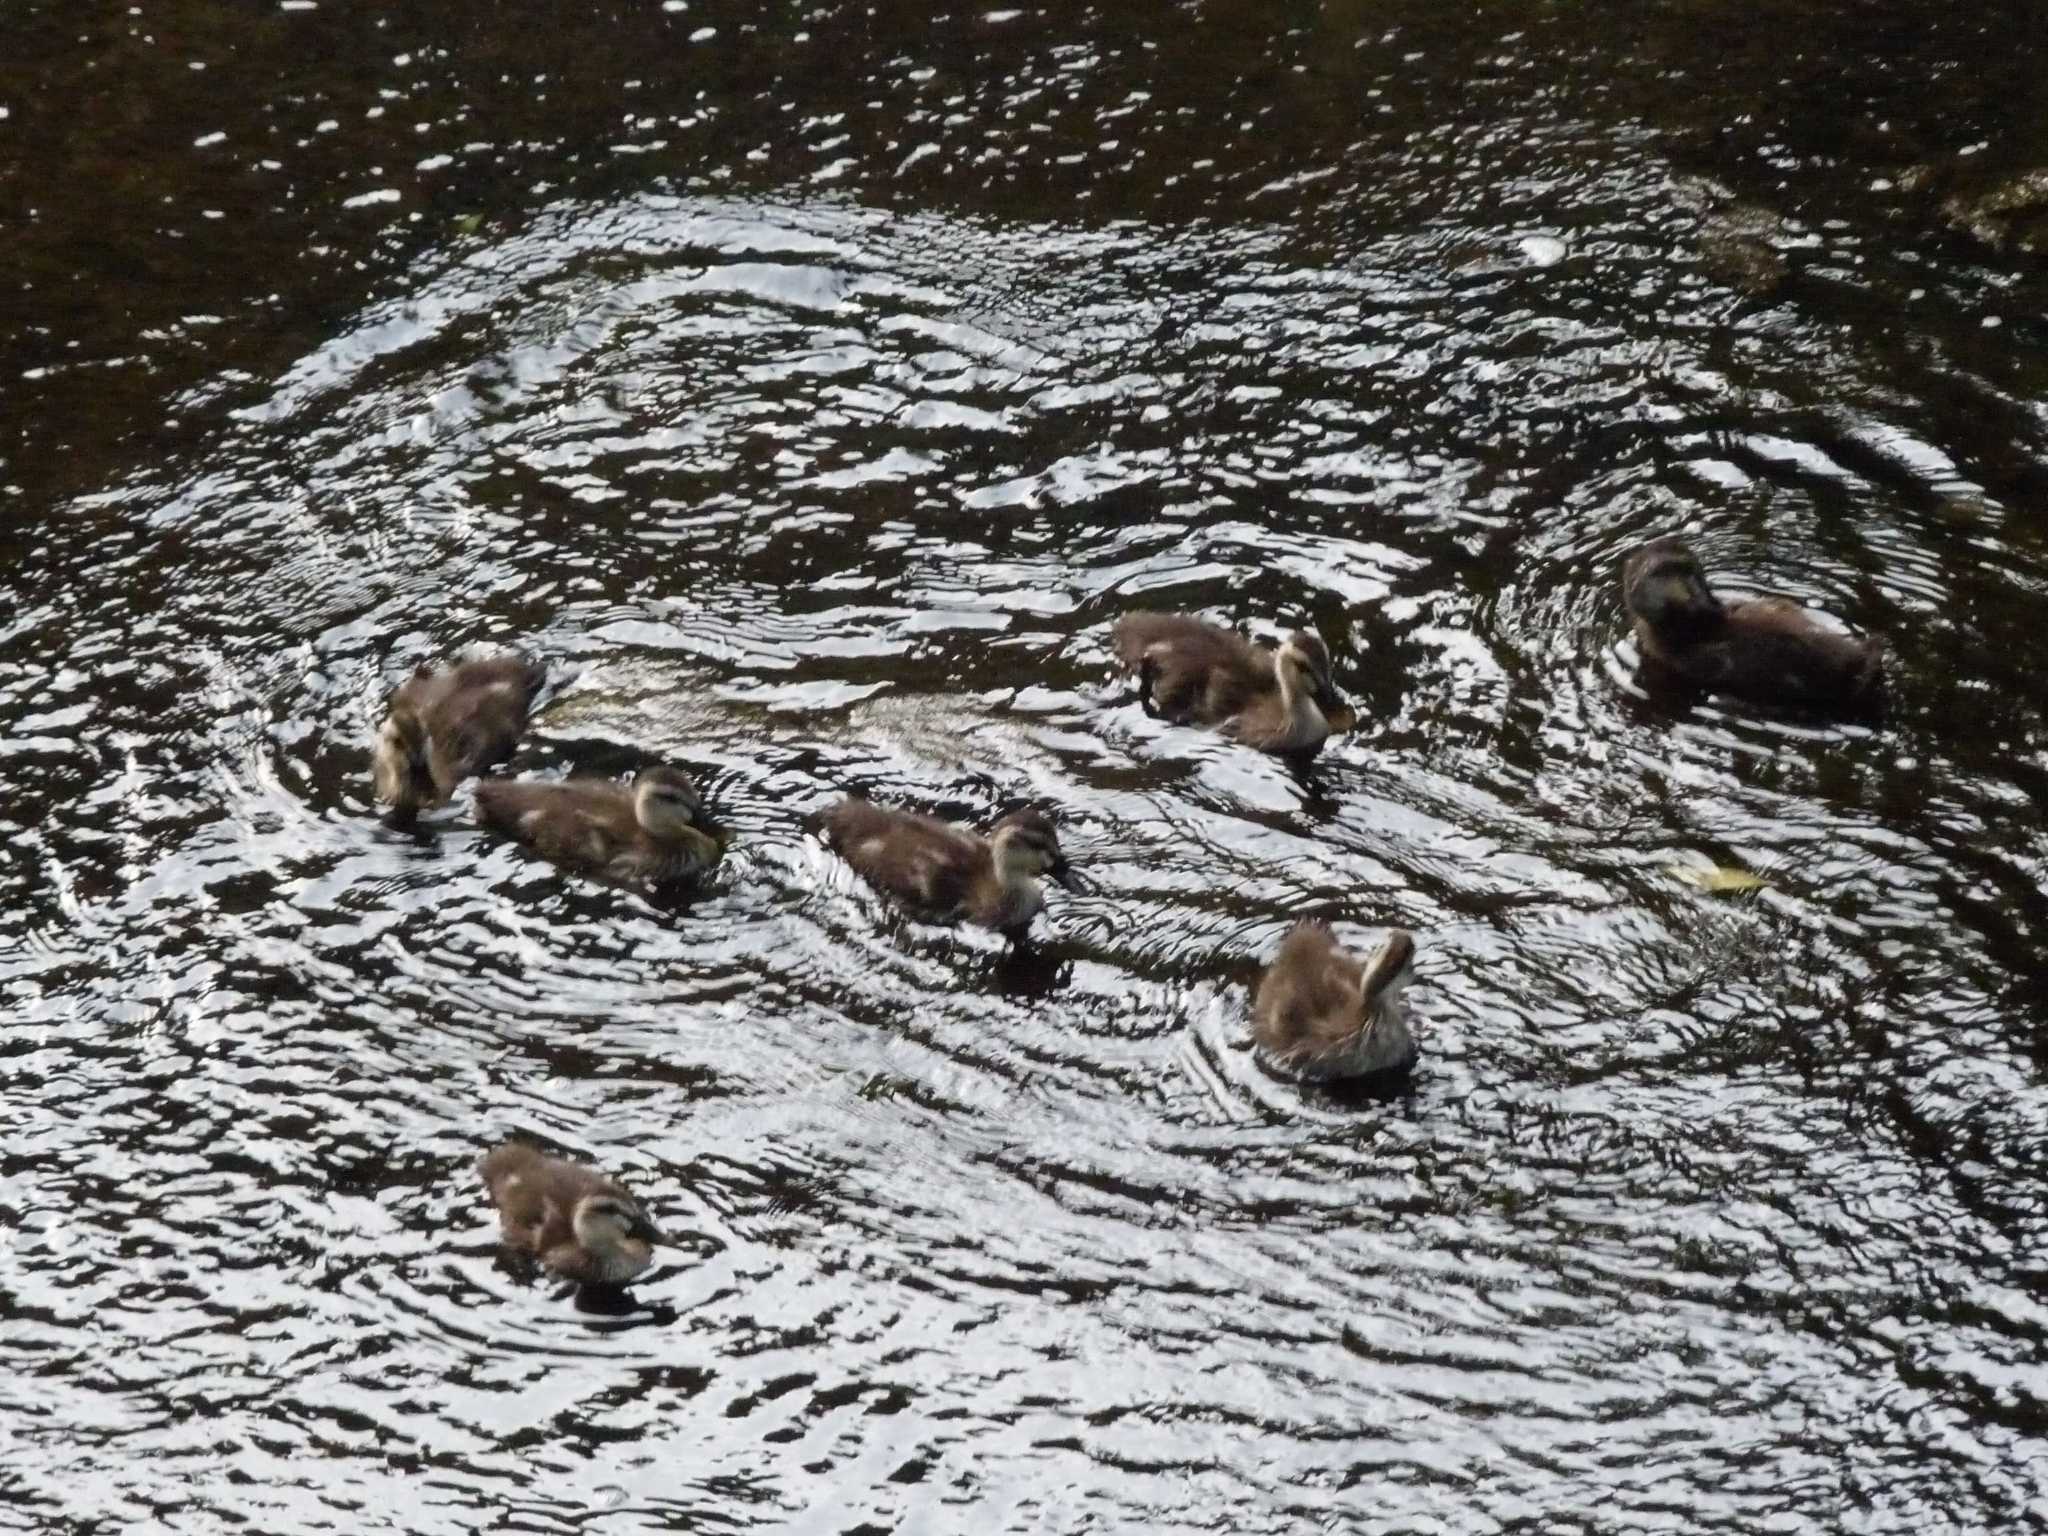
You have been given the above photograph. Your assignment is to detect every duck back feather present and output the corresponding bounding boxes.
[376,655,545,809]
[821,799,995,923]
[474,776,717,886]
[477,1142,655,1286]
[1110,612,1273,724]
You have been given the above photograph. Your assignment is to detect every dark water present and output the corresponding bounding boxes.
[8,3,2048,1530]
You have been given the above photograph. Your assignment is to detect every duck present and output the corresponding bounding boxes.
[1251,922,1418,1082]
[478,1141,664,1286]
[1109,612,1348,755]
[1621,537,1883,708]
[372,655,546,813]
[821,799,1074,937]
[474,765,720,886]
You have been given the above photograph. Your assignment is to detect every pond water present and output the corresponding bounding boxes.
[7,3,2048,1531]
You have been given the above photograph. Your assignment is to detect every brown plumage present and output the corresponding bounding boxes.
[477,1142,663,1286]
[1251,922,1418,1082]
[1622,538,1883,709]
[373,655,546,812]
[821,799,1072,936]
[1110,612,1348,755]
[474,765,719,886]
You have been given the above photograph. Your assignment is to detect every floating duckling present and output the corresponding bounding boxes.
[1621,537,1883,708]
[478,1141,664,1286]
[474,765,720,886]
[1110,612,1348,755]
[1251,922,1418,1082]
[372,655,546,813]
[821,799,1074,938]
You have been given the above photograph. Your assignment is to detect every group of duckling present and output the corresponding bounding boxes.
[388,536,1880,1295]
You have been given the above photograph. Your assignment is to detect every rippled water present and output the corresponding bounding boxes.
[9,2,2048,1530]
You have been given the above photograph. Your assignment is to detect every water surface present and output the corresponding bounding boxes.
[7,3,2048,1531]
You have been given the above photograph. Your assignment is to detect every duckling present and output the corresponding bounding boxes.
[1110,612,1347,755]
[474,765,720,886]
[821,799,1073,937]
[373,655,546,813]
[478,1142,663,1286]
[1251,922,1418,1082]
[1622,537,1883,708]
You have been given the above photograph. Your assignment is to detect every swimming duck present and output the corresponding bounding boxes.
[373,655,546,813]
[478,1142,664,1286]
[1251,922,1418,1082]
[1110,612,1347,755]
[474,765,720,886]
[1621,537,1883,708]
[821,799,1074,937]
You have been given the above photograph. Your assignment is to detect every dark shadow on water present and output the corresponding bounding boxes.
[567,1282,677,1327]
[1276,1063,1424,1112]
[980,941,1076,999]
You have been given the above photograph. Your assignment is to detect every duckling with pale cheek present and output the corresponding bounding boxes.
[372,655,546,813]
[474,765,721,887]
[1621,537,1883,709]
[1110,612,1348,755]
[478,1142,664,1286]
[821,800,1075,938]
[1252,923,1418,1083]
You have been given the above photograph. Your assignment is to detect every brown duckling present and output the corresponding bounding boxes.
[373,655,546,813]
[821,799,1074,937]
[478,1142,664,1286]
[1251,922,1418,1082]
[1622,537,1883,708]
[1110,612,1348,755]
[474,765,720,886]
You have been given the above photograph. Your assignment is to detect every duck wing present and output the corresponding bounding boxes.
[409,656,545,793]
[1251,923,1360,1059]
[1111,613,1269,723]
[479,1144,566,1250]
[476,779,638,869]
[823,800,988,919]
[1722,599,1884,704]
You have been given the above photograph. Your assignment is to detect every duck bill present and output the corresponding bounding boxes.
[630,1214,666,1247]
[1048,857,1087,894]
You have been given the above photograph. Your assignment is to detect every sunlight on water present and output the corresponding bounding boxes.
[6,1,2048,1531]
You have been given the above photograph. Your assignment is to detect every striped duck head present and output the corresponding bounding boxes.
[1622,537,1724,641]
[372,708,431,809]
[573,1191,665,1281]
[632,765,707,839]
[989,807,1075,890]
[1275,630,1345,720]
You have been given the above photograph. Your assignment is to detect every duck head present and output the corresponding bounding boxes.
[571,1192,664,1282]
[990,807,1076,890]
[1276,631,1343,718]
[372,709,432,810]
[632,765,708,838]
[1623,537,1723,639]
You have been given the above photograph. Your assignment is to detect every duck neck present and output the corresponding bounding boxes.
[981,844,1044,927]
[585,1236,651,1283]
[649,825,718,879]
[1352,993,1417,1075]
[1273,661,1326,739]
